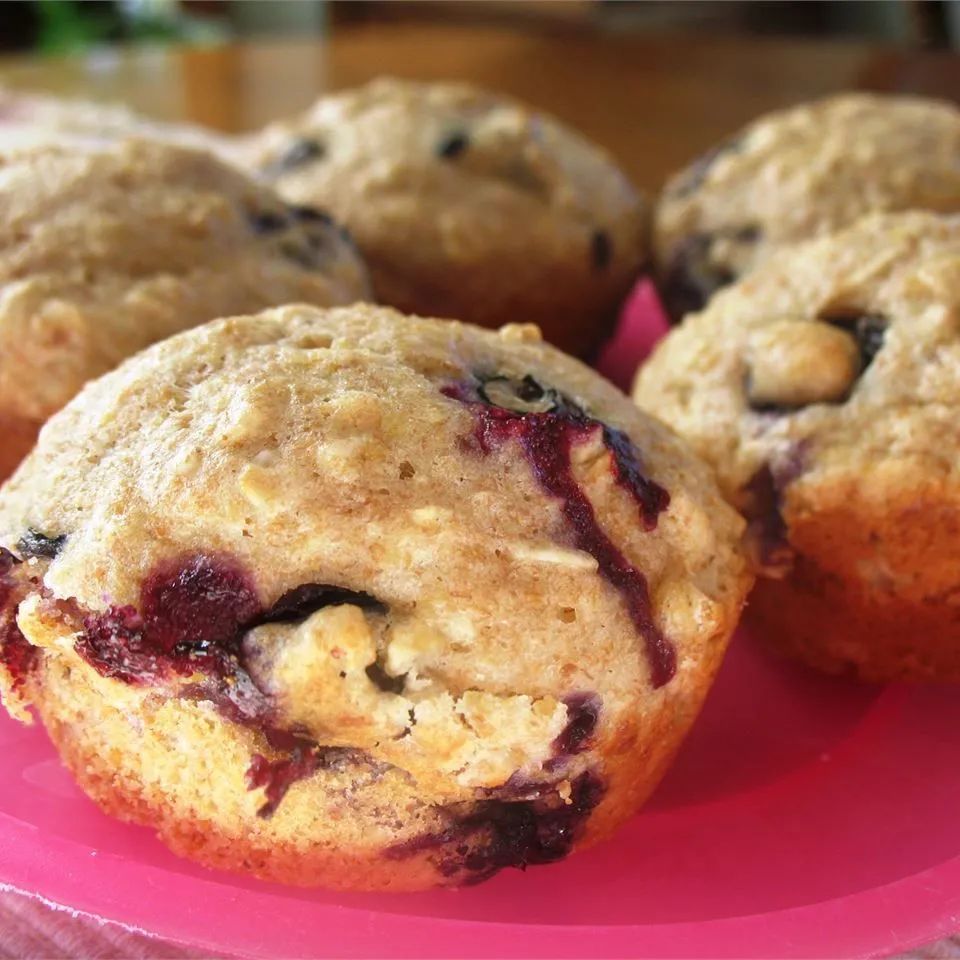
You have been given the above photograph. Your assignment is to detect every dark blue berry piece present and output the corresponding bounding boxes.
[266,138,325,176]
[658,233,734,323]
[72,553,385,817]
[660,225,759,324]
[820,309,887,371]
[17,529,67,559]
[247,209,289,234]
[600,424,671,529]
[247,202,350,267]
[365,660,406,695]
[477,374,557,414]
[259,583,387,624]
[731,223,761,244]
[514,375,545,403]
[552,693,601,757]
[741,459,806,576]
[591,230,612,271]
[663,225,757,324]
[386,771,605,883]
[436,131,469,159]
[288,204,334,226]
[279,240,319,269]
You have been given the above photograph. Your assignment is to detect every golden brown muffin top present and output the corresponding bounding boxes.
[655,93,960,319]
[637,211,960,578]
[1,304,749,802]
[0,139,370,425]
[244,78,646,343]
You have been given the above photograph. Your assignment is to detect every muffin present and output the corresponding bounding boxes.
[654,93,960,321]
[0,139,370,477]
[0,87,237,159]
[245,77,647,357]
[635,211,960,681]
[0,304,750,891]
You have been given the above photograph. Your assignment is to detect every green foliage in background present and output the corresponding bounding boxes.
[35,0,227,56]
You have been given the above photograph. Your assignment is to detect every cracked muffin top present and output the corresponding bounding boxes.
[0,139,369,435]
[0,303,749,808]
[654,93,960,320]
[244,78,647,355]
[635,211,960,577]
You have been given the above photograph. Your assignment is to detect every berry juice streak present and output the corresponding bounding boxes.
[77,554,378,816]
[444,381,676,688]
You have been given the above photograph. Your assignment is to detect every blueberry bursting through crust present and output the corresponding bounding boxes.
[0,374,674,883]
[263,137,325,177]
[17,529,67,559]
[386,770,605,883]
[659,226,760,323]
[245,202,352,270]
[820,309,887,372]
[71,555,383,816]
[0,548,611,882]
[740,311,888,574]
[444,372,675,689]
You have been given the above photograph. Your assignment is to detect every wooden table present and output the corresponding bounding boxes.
[2,21,960,191]
[1,21,959,959]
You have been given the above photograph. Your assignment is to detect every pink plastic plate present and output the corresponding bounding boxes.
[2,284,960,958]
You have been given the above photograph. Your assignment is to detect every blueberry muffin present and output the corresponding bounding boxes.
[0,139,370,478]
[0,304,750,891]
[246,78,646,357]
[0,88,237,159]
[635,211,960,681]
[655,93,960,321]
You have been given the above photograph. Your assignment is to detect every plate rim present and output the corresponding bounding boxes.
[3,802,960,959]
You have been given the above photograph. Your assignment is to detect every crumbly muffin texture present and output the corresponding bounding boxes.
[0,304,749,890]
[245,77,646,356]
[635,211,960,680]
[0,139,370,477]
[655,93,960,320]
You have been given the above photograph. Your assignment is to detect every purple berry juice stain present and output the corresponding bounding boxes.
[76,553,388,815]
[386,771,605,883]
[444,376,676,688]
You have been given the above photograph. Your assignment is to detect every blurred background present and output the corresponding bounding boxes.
[2,0,960,55]
[2,0,958,193]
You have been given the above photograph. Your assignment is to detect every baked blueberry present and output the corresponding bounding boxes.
[820,310,887,371]
[636,211,960,681]
[17,530,67,559]
[243,78,647,357]
[266,137,325,175]
[0,303,749,890]
[655,93,960,319]
[590,230,612,271]
[436,130,469,159]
